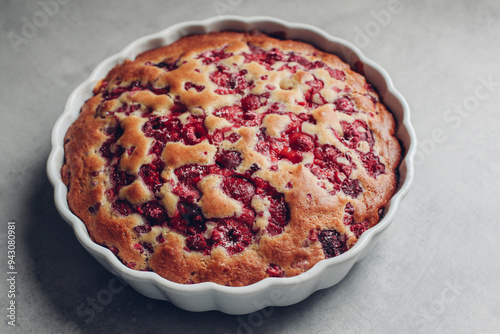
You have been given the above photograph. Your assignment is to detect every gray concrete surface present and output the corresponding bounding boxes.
[1,0,499,333]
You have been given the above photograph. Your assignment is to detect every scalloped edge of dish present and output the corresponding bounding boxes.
[47,15,416,315]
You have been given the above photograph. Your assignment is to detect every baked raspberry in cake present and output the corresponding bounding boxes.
[61,31,401,286]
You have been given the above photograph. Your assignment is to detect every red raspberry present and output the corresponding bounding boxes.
[334,97,355,114]
[171,202,206,235]
[210,67,249,95]
[182,121,208,145]
[267,264,285,277]
[227,132,242,143]
[133,224,152,235]
[360,152,386,178]
[112,200,133,216]
[341,178,363,198]
[343,203,355,225]
[327,68,346,81]
[215,150,242,170]
[186,234,210,253]
[239,207,256,226]
[350,221,369,238]
[222,177,255,204]
[241,94,263,112]
[211,219,253,255]
[184,82,205,92]
[137,200,167,226]
[289,133,314,152]
[267,195,289,236]
[175,164,208,185]
[139,158,165,192]
[199,49,232,65]
[317,229,347,258]
[143,116,181,143]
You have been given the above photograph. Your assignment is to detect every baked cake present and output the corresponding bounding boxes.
[61,31,401,286]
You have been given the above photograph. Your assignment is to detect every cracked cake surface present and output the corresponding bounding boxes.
[61,31,401,286]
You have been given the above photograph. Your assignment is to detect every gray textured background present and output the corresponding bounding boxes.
[1,0,499,333]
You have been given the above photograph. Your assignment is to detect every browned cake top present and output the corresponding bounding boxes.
[61,31,401,286]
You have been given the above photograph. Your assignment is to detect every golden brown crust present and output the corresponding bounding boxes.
[62,31,401,286]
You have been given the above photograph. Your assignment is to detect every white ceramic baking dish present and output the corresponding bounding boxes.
[47,15,416,315]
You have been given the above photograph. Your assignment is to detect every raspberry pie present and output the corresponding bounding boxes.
[61,31,401,286]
